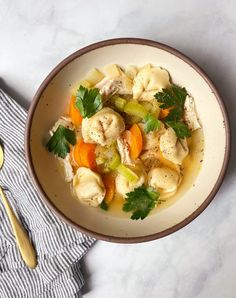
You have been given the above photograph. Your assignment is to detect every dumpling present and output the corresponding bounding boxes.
[159,128,189,165]
[146,67,170,91]
[139,90,159,102]
[73,167,105,207]
[184,96,201,131]
[132,65,170,99]
[138,122,165,151]
[115,164,146,197]
[81,108,125,146]
[125,65,138,80]
[148,167,180,193]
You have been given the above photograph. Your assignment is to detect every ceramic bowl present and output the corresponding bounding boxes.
[25,38,230,243]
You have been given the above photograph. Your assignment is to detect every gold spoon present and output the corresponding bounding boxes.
[0,144,37,269]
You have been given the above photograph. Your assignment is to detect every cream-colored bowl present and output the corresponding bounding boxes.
[25,38,230,243]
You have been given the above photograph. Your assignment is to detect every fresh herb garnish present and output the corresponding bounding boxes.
[75,86,102,118]
[100,200,108,211]
[154,84,191,138]
[143,113,161,133]
[46,125,76,158]
[123,186,160,220]
[166,121,191,139]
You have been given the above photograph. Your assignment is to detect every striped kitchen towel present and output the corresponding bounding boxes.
[0,89,95,297]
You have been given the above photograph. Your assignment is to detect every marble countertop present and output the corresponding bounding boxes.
[1,1,235,297]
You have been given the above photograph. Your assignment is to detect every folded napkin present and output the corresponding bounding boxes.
[0,89,95,298]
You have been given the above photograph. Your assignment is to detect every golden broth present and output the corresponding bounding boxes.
[107,128,204,218]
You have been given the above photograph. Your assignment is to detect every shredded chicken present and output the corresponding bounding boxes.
[57,154,74,182]
[117,136,133,165]
[184,96,201,131]
[49,116,74,136]
[96,75,132,99]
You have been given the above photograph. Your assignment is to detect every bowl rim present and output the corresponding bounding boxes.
[25,38,231,243]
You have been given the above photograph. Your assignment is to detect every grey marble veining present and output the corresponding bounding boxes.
[0,1,235,297]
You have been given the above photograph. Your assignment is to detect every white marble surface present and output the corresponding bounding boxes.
[1,0,236,297]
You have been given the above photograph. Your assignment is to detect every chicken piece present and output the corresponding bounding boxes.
[148,167,180,193]
[73,167,105,207]
[49,116,74,136]
[117,136,133,165]
[81,108,125,146]
[115,164,147,197]
[58,154,74,182]
[140,150,160,172]
[96,75,132,99]
[132,66,170,99]
[159,128,189,165]
[184,96,201,131]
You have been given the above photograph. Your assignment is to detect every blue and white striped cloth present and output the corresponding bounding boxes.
[0,89,95,297]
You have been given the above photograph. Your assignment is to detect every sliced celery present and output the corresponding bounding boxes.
[96,146,121,172]
[117,164,139,182]
[125,115,142,125]
[108,152,121,170]
[113,97,127,111]
[124,101,148,119]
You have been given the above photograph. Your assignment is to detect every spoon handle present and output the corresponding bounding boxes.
[0,187,37,269]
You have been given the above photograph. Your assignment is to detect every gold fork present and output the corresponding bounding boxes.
[0,144,37,269]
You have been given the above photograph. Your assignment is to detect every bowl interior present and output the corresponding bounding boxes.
[28,41,228,241]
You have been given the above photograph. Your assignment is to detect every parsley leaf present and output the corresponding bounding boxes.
[143,113,161,133]
[154,84,187,121]
[154,84,191,138]
[166,121,191,139]
[123,186,160,220]
[75,86,102,118]
[100,200,108,211]
[155,84,187,114]
[46,125,76,158]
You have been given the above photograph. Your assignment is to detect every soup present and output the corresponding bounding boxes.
[46,64,204,220]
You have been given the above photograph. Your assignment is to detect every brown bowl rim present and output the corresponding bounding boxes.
[25,38,231,243]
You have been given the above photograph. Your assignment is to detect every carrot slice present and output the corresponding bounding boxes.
[103,173,115,203]
[80,142,97,169]
[73,139,97,169]
[72,139,83,166]
[129,124,143,160]
[69,95,83,126]
[159,108,171,119]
